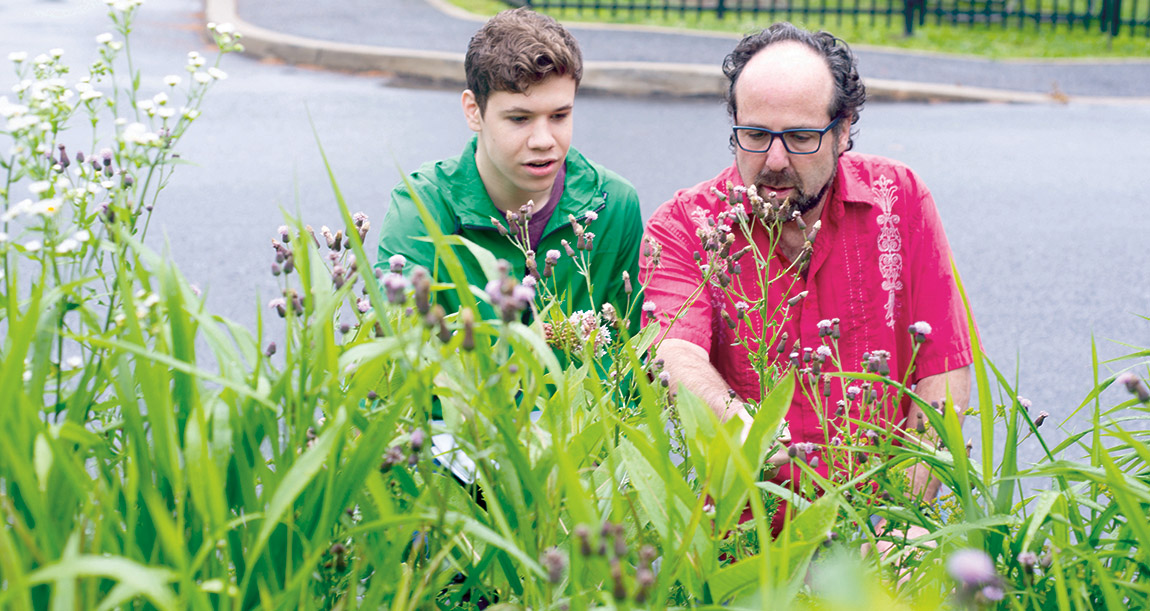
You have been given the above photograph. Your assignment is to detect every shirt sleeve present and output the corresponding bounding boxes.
[903,177,974,381]
[640,197,713,353]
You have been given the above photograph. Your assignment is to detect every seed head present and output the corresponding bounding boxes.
[541,547,566,584]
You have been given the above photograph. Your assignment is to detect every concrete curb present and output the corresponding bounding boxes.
[205,0,1150,104]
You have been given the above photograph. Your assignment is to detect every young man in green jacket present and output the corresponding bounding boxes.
[376,8,642,337]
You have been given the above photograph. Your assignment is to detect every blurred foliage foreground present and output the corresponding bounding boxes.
[2,4,1149,610]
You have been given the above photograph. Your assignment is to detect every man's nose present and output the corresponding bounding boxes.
[764,137,791,172]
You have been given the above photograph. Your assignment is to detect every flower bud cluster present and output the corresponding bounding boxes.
[908,320,932,344]
[862,350,892,377]
[642,237,663,268]
[206,21,245,54]
[542,309,613,357]
[379,428,426,472]
[485,260,535,324]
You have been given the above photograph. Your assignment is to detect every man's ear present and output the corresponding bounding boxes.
[461,89,482,132]
[836,114,853,152]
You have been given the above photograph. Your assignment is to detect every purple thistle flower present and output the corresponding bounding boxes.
[1017,395,1032,412]
[268,297,287,318]
[388,254,406,273]
[382,273,408,305]
[1117,371,1150,402]
[947,548,997,589]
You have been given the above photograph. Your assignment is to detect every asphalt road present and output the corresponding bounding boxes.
[4,0,1149,463]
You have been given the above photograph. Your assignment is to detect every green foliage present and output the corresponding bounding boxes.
[451,0,1150,59]
[3,5,1150,610]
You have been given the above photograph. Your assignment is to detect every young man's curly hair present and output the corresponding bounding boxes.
[465,7,583,113]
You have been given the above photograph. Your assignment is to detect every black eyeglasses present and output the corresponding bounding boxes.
[732,117,841,155]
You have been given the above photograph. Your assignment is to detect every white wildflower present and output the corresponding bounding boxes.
[207,67,227,80]
[55,238,81,254]
[163,74,181,87]
[193,72,211,84]
[65,356,83,369]
[24,240,42,252]
[152,92,168,106]
[28,181,51,196]
[0,96,28,118]
[121,122,161,146]
[96,33,114,45]
[8,51,27,63]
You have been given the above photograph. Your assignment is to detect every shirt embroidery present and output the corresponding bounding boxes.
[873,175,903,329]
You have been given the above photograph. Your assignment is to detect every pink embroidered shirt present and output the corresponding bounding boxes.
[641,153,973,455]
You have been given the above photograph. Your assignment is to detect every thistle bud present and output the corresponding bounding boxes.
[610,559,627,601]
[786,291,808,307]
[410,428,425,452]
[1034,411,1049,427]
[264,341,276,357]
[411,266,431,315]
[57,144,70,168]
[574,524,592,556]
[542,548,566,584]
[622,271,632,295]
[460,308,475,351]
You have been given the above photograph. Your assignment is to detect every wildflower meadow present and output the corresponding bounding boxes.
[1,3,1149,610]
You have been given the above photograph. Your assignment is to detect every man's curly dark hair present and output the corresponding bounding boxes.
[722,22,866,151]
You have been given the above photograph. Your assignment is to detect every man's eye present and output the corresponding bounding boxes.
[508,116,528,124]
[745,130,770,141]
[551,112,569,121]
[789,132,815,143]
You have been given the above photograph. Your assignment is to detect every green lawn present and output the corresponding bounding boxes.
[448,0,1150,58]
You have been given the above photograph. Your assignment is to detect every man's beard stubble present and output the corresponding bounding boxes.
[754,162,837,217]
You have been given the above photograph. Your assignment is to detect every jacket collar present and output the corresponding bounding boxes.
[450,136,605,230]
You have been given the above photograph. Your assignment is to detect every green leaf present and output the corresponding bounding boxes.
[240,407,348,596]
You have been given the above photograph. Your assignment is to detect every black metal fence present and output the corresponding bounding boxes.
[522,0,1150,36]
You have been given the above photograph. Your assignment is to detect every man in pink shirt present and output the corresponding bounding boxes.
[640,23,972,530]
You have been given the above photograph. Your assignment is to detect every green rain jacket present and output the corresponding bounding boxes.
[377,136,643,333]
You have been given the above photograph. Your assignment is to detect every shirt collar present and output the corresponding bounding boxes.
[450,135,603,229]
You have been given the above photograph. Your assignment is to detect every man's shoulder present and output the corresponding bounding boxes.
[392,151,471,203]
[837,151,924,192]
[837,152,927,203]
[648,163,739,225]
[565,147,639,212]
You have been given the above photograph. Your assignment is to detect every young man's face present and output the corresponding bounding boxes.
[463,75,576,214]
[733,42,849,219]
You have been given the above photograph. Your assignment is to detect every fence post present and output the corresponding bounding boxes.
[717,0,727,19]
[1109,0,1122,36]
[903,0,917,34]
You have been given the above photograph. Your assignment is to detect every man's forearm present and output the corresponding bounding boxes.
[904,366,972,499]
[657,338,745,422]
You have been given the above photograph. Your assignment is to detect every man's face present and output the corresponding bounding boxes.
[463,75,576,213]
[732,42,849,217]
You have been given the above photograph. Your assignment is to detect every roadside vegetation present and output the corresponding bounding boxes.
[449,0,1150,58]
[2,4,1149,609]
